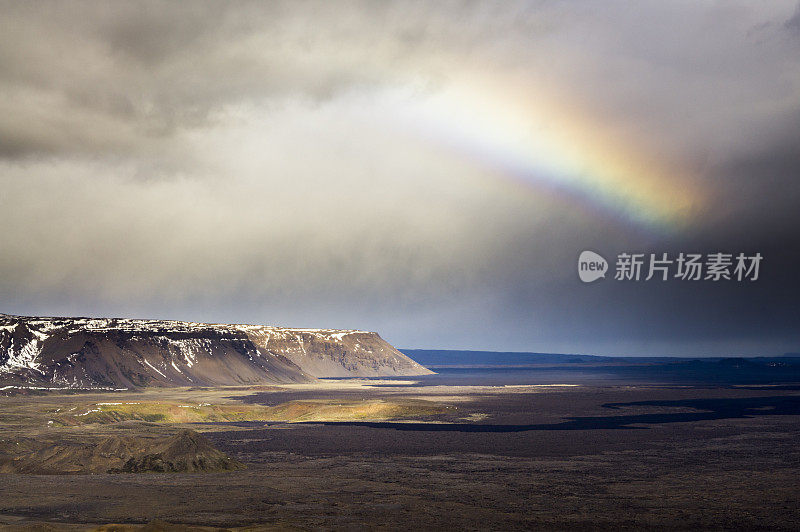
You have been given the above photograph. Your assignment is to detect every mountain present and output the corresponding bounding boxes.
[400,349,613,366]
[0,314,432,390]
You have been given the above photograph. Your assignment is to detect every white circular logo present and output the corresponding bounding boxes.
[578,251,608,283]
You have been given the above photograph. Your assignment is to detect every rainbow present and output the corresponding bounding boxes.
[389,73,703,231]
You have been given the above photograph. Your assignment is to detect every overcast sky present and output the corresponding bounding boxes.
[1,1,799,356]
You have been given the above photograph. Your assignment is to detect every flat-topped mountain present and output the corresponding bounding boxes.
[0,314,432,390]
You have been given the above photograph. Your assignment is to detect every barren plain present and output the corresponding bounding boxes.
[1,379,799,530]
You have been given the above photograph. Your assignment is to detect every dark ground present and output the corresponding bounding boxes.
[1,384,799,530]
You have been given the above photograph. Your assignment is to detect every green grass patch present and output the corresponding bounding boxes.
[58,399,444,425]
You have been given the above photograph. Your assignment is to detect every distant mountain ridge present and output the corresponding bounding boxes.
[400,349,612,366]
[401,349,800,366]
[400,349,800,385]
[0,313,432,390]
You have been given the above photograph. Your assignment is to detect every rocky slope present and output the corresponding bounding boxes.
[117,430,244,473]
[0,314,432,390]
[0,430,243,474]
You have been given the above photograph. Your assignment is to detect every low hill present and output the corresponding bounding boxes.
[0,429,242,474]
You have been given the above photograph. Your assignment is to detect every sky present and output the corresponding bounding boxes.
[1,0,799,356]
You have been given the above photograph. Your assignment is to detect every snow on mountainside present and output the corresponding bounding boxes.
[0,314,432,390]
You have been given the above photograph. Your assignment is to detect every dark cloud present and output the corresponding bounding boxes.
[1,1,799,355]
[786,2,800,35]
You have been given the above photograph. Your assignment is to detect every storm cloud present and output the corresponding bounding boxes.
[1,1,799,355]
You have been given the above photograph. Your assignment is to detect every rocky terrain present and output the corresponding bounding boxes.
[116,429,244,474]
[0,429,243,474]
[0,314,431,390]
[1,383,798,529]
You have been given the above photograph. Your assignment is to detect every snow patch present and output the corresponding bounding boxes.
[142,359,167,378]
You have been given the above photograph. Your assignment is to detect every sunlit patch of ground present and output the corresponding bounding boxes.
[460,412,489,422]
[50,399,445,426]
[0,385,452,438]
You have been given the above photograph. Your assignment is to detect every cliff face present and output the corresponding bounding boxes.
[0,314,432,390]
[243,327,432,378]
